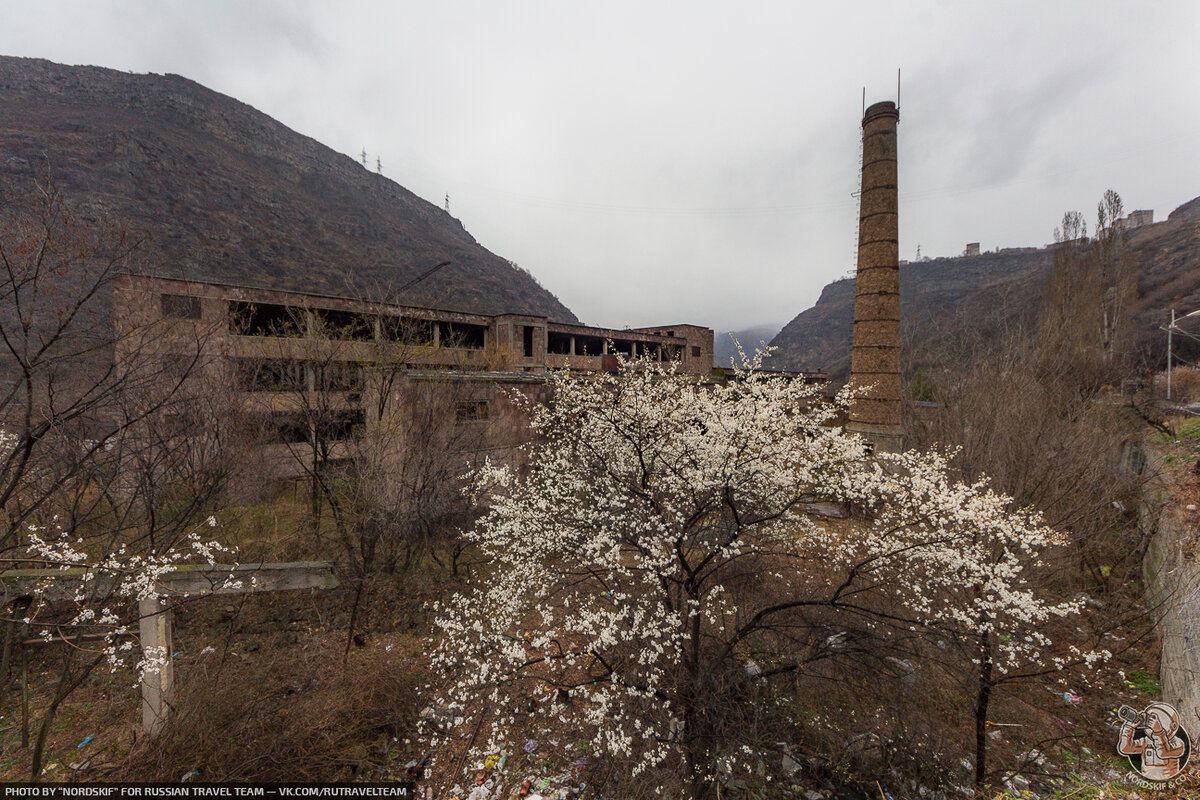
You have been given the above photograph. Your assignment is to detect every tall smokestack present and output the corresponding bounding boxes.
[847,100,903,453]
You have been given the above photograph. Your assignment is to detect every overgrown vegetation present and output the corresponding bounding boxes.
[0,185,1189,799]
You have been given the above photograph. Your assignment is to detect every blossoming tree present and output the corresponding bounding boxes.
[428,352,1090,797]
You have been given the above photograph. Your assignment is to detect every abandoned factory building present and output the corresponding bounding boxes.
[113,274,716,478]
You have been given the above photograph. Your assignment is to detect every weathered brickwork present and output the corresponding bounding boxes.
[848,100,904,452]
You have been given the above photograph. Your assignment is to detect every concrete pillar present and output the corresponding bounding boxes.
[847,100,903,453]
[139,597,174,736]
[433,321,441,348]
[569,335,576,356]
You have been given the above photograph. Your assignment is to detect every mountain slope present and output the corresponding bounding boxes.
[0,56,577,321]
[770,200,1200,381]
[770,247,1052,380]
[713,324,782,367]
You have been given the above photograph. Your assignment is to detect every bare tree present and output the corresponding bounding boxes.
[0,178,244,778]
[904,191,1151,787]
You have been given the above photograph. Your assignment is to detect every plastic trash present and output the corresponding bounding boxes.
[77,735,94,749]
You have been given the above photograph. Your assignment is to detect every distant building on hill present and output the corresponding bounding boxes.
[963,242,980,257]
[1117,209,1154,232]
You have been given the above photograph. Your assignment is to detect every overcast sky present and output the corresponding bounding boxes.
[2,1,1198,332]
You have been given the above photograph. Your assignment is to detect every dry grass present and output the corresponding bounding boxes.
[109,630,424,782]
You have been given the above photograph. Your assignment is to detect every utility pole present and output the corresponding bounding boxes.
[1169,308,1175,400]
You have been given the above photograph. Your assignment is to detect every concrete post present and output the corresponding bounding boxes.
[847,100,904,453]
[138,596,174,736]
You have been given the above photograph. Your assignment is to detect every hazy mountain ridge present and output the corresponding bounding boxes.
[0,56,578,321]
[713,324,782,367]
[769,200,1200,381]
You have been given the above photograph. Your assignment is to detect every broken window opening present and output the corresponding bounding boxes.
[547,332,572,355]
[316,409,367,441]
[575,336,604,357]
[313,308,374,341]
[229,301,306,337]
[268,411,311,444]
[381,315,435,346]
[440,322,487,349]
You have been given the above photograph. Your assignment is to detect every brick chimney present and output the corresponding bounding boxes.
[847,100,903,453]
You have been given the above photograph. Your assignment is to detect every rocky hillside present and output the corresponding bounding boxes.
[770,197,1200,381]
[770,248,1052,380]
[0,56,577,321]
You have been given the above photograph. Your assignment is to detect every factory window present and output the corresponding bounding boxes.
[440,322,487,349]
[456,400,489,422]
[316,410,366,441]
[523,326,535,358]
[269,412,310,444]
[317,361,365,392]
[230,301,306,337]
[161,293,202,320]
[313,308,374,341]
[382,316,435,346]
[575,336,603,357]
[547,332,572,355]
[691,346,701,358]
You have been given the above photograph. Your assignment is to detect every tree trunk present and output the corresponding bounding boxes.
[974,630,993,788]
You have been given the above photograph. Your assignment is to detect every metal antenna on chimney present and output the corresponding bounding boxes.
[897,68,901,120]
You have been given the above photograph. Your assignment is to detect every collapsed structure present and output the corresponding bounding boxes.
[847,100,904,453]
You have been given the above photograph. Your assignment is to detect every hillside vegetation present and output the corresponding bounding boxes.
[771,197,1200,382]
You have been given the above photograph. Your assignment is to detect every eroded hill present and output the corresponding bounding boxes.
[0,56,577,321]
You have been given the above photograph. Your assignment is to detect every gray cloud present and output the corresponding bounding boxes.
[2,0,1198,332]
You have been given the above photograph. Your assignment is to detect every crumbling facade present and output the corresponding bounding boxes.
[847,100,904,453]
[112,274,715,478]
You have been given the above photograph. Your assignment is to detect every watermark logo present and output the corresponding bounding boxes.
[1117,702,1191,784]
